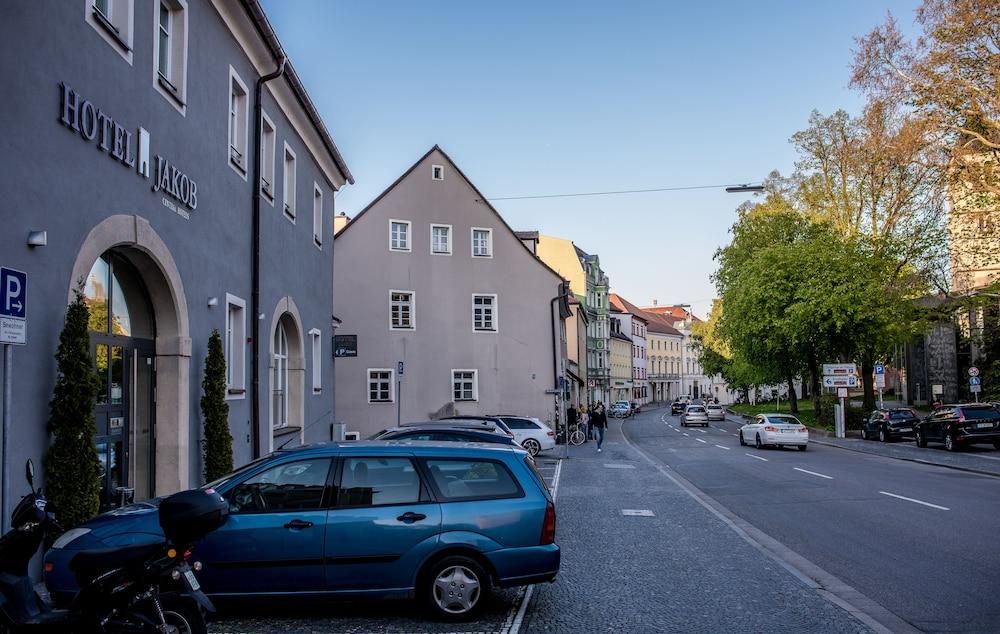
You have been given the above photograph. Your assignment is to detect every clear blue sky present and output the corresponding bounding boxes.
[261,0,921,318]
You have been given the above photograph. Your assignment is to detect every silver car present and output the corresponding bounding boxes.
[706,404,725,421]
[682,405,709,427]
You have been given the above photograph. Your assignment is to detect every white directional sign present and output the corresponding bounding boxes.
[971,384,982,394]
[823,363,857,377]
[823,375,858,388]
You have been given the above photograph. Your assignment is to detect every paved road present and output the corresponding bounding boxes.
[625,410,1000,633]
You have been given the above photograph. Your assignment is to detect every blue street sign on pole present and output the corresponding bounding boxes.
[0,268,26,320]
[970,376,981,386]
[398,361,404,376]
[874,364,885,375]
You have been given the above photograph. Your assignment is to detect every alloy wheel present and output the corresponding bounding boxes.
[945,433,957,452]
[879,428,887,443]
[522,438,541,456]
[433,565,482,615]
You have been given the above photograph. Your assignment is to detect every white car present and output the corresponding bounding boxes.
[682,405,709,427]
[495,416,556,456]
[706,404,725,421]
[739,414,809,450]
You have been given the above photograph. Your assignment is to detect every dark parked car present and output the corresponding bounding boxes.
[670,400,686,415]
[861,408,919,442]
[914,404,1000,452]
[370,424,519,446]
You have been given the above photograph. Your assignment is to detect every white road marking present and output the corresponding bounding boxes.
[603,463,636,469]
[732,433,739,436]
[745,453,768,462]
[696,429,707,434]
[621,509,655,516]
[879,491,949,511]
[794,467,833,480]
[696,438,707,444]
[715,444,731,450]
[683,433,690,437]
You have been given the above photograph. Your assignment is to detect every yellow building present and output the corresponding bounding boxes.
[609,320,633,404]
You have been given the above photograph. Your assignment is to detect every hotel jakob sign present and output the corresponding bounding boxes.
[58,83,198,216]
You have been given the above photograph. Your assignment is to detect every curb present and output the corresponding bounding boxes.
[725,412,1000,479]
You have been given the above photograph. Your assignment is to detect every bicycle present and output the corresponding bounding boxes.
[568,421,587,446]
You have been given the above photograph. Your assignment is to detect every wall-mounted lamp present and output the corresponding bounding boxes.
[27,231,47,248]
[207,297,219,307]
[259,313,265,320]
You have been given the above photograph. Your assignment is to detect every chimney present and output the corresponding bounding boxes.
[333,211,351,235]
[652,299,658,307]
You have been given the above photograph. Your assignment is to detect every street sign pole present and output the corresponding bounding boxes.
[2,344,11,535]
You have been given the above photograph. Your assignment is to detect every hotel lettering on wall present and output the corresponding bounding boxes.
[58,83,198,215]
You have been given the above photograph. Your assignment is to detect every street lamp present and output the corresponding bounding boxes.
[725,184,765,193]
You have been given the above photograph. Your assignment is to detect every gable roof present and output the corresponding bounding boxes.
[644,305,702,323]
[609,294,649,323]
[335,145,567,284]
[642,311,682,336]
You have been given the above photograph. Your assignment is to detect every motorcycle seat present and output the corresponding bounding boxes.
[68,541,165,585]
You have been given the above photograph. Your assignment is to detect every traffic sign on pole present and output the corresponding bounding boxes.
[970,376,981,386]
[823,363,857,376]
[969,366,980,377]
[0,268,27,346]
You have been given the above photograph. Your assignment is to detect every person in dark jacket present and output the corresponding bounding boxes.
[592,402,607,452]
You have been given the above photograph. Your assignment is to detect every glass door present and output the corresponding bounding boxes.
[92,334,130,511]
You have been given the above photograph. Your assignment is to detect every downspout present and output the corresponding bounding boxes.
[251,56,286,459]
[550,282,570,439]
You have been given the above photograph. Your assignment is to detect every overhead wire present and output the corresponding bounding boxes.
[486,183,759,201]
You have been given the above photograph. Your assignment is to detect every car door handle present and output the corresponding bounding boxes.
[284,519,314,529]
[396,512,426,523]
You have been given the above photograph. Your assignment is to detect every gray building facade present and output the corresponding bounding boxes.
[333,147,570,438]
[0,0,351,512]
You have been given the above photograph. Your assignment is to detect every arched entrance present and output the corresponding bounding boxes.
[268,297,305,451]
[69,215,190,501]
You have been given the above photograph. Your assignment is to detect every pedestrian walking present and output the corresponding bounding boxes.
[592,401,607,452]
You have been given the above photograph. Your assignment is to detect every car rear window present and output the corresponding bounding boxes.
[687,406,705,413]
[889,410,916,420]
[961,407,1000,420]
[425,459,522,501]
[767,416,801,425]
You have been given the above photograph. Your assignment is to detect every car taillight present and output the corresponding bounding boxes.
[764,426,778,432]
[547,430,554,436]
[958,413,966,423]
[540,501,556,545]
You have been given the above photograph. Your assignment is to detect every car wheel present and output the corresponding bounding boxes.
[915,429,927,448]
[879,427,888,443]
[755,434,762,450]
[797,444,807,451]
[421,555,490,621]
[860,427,868,440]
[738,431,746,446]
[522,438,541,457]
[944,433,960,452]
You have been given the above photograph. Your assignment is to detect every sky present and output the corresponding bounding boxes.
[260,0,922,318]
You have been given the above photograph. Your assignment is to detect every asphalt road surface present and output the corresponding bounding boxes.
[625,409,1000,633]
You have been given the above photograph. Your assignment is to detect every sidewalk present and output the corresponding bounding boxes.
[521,414,868,633]
[727,411,1000,477]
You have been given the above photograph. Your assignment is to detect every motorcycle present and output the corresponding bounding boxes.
[0,460,227,633]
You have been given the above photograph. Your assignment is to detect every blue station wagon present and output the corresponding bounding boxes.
[44,442,559,620]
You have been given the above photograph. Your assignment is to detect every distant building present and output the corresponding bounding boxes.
[609,316,633,403]
[641,312,684,403]
[644,303,729,402]
[332,146,570,438]
[609,294,649,404]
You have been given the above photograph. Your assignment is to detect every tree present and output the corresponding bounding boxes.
[45,290,102,529]
[201,330,233,483]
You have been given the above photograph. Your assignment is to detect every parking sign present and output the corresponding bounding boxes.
[0,267,27,345]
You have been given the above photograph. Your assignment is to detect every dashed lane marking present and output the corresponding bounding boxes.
[603,463,636,469]
[715,444,731,450]
[696,429,708,434]
[794,467,834,480]
[621,509,655,517]
[745,453,768,461]
[879,491,949,511]
[696,438,707,444]
[683,433,690,437]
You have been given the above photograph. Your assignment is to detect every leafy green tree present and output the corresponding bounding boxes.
[201,330,233,483]
[45,290,102,529]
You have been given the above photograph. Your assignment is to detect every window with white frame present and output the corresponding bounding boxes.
[452,370,478,402]
[259,112,276,201]
[431,164,444,180]
[471,228,493,257]
[309,328,321,394]
[228,67,248,175]
[390,291,414,330]
[282,143,296,219]
[368,369,393,403]
[430,224,451,255]
[225,294,246,397]
[473,294,497,331]
[153,0,188,110]
[390,220,411,251]
[313,184,323,247]
[87,0,134,62]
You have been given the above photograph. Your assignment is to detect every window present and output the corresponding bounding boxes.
[225,294,246,398]
[313,184,323,247]
[368,369,393,403]
[226,458,331,513]
[282,143,296,219]
[431,164,444,180]
[452,369,478,402]
[390,291,414,330]
[390,220,411,251]
[500,417,540,430]
[153,0,188,111]
[259,112,276,201]
[339,457,420,507]
[430,224,452,255]
[473,294,497,332]
[272,321,289,428]
[424,459,521,501]
[309,328,321,394]
[228,67,249,176]
[472,228,493,257]
[87,0,134,63]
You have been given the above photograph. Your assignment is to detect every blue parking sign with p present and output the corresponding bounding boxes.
[0,268,27,319]
[874,364,885,375]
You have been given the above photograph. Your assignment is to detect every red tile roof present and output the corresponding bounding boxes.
[609,294,649,323]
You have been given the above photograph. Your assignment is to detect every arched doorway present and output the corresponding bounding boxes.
[268,297,305,450]
[84,252,156,510]
[69,215,191,500]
